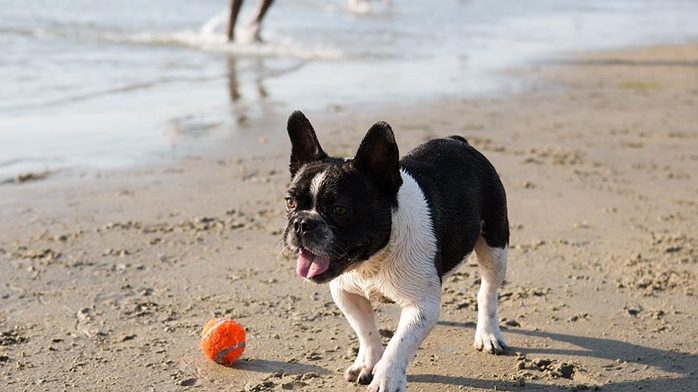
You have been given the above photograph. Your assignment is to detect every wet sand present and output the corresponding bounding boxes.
[1,43,697,391]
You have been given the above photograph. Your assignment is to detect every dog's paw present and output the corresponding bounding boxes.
[344,364,374,385]
[345,346,384,385]
[367,361,406,392]
[473,327,507,354]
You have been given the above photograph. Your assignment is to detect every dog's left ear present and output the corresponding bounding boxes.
[354,121,402,195]
[287,111,327,176]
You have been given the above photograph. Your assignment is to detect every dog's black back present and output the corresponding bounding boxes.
[401,136,509,276]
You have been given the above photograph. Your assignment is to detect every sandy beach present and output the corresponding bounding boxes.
[1,42,697,392]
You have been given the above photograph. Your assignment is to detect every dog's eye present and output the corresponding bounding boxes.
[285,198,297,210]
[333,206,348,216]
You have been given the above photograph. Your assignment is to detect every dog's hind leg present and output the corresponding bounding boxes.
[473,235,508,354]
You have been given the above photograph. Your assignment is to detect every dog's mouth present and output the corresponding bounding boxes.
[296,248,331,281]
[294,242,370,283]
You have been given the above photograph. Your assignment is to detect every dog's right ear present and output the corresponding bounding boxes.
[353,121,402,196]
[287,111,327,176]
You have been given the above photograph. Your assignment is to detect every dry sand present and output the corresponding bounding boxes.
[1,43,697,391]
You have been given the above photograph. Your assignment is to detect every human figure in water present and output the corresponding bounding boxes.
[227,0,275,42]
[226,0,381,42]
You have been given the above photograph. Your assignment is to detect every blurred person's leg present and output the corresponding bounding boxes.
[247,0,275,42]
[227,0,243,42]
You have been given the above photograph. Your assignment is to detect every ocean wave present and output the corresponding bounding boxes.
[103,30,345,61]
[1,10,344,62]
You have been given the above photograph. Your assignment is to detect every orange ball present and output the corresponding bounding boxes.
[200,319,246,366]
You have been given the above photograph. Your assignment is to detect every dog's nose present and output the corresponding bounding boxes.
[294,218,317,234]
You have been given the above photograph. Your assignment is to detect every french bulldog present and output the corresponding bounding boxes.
[282,111,509,392]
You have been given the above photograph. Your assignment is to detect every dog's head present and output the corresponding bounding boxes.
[282,111,402,283]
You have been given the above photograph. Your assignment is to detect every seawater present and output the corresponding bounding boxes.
[1,0,697,180]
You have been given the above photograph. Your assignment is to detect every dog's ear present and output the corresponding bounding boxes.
[287,111,327,176]
[354,121,402,195]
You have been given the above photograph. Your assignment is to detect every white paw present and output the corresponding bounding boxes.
[345,363,375,385]
[345,346,384,385]
[474,325,507,354]
[367,361,406,392]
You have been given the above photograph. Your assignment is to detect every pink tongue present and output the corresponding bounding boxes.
[296,250,330,279]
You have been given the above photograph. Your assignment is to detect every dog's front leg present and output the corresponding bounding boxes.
[330,280,384,385]
[369,296,440,392]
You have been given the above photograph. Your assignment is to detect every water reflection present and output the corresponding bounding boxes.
[225,55,305,125]
[163,54,306,147]
[226,56,272,103]
[226,55,270,126]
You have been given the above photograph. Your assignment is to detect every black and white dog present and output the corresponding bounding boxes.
[282,111,509,392]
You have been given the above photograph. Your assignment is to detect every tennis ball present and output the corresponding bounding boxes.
[200,319,246,366]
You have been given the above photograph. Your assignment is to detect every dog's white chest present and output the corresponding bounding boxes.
[338,270,399,304]
[333,170,441,305]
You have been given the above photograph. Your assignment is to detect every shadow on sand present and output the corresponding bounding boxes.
[236,358,331,376]
[408,320,698,391]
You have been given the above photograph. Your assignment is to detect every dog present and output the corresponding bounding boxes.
[282,111,509,392]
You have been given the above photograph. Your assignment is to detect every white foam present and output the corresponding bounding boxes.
[199,9,229,36]
[98,10,344,61]
[14,11,344,62]
[106,29,344,61]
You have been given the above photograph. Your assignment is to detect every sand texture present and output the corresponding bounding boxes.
[1,43,697,391]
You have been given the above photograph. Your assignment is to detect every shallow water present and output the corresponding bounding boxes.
[1,0,697,180]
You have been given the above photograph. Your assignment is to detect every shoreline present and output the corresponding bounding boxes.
[6,0,698,183]
[4,36,697,186]
[1,42,697,391]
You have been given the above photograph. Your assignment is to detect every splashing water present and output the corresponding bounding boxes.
[200,9,229,36]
